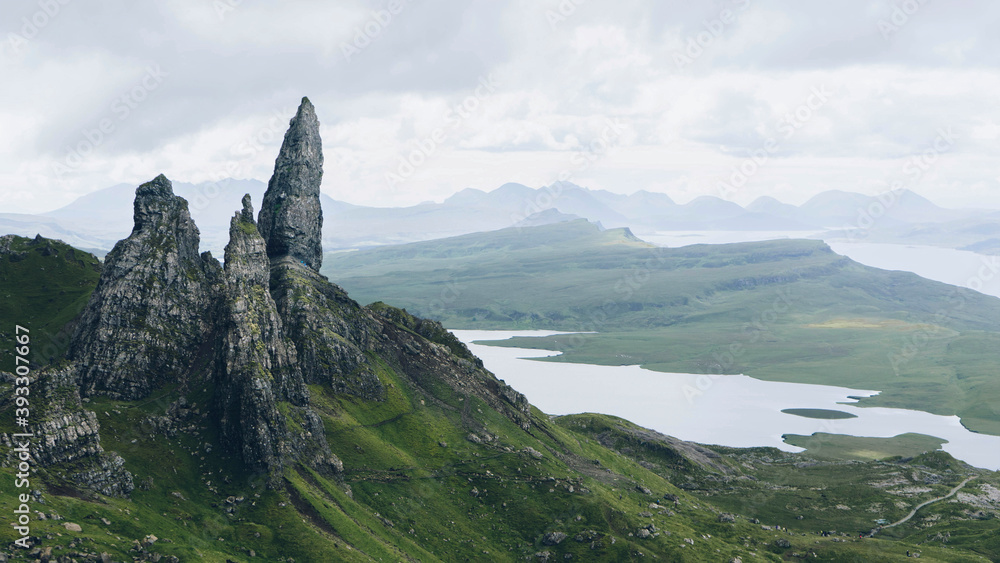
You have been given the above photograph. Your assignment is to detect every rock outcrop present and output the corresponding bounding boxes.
[1,368,134,497]
[371,307,531,431]
[24,98,531,492]
[257,97,384,400]
[68,175,221,400]
[258,97,324,271]
[269,259,385,400]
[215,196,340,484]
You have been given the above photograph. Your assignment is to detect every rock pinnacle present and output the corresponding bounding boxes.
[70,174,221,399]
[258,97,324,270]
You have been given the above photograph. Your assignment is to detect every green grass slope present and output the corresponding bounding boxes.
[0,235,101,371]
[2,234,999,561]
[323,221,1000,435]
[5,364,999,561]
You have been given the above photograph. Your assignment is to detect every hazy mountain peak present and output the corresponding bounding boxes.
[685,195,745,214]
[747,195,798,214]
[631,189,676,205]
[513,208,581,228]
[442,187,488,205]
[801,190,871,208]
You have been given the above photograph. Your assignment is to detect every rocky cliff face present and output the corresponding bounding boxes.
[269,260,385,400]
[257,97,324,271]
[68,175,221,400]
[218,195,304,404]
[259,99,385,400]
[29,98,529,491]
[1,368,134,497]
[214,196,340,484]
[370,307,532,431]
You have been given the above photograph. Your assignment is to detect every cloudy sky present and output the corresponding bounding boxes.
[2,0,999,214]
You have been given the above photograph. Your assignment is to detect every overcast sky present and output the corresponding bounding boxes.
[2,0,999,214]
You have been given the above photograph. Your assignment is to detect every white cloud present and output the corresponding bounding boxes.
[1,1,1000,214]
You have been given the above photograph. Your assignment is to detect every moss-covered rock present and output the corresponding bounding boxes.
[214,194,340,485]
[68,174,222,400]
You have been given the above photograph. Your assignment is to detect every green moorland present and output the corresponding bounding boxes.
[0,235,101,371]
[560,414,1000,552]
[323,220,1000,436]
[782,432,947,461]
[1,235,999,560]
[4,395,999,561]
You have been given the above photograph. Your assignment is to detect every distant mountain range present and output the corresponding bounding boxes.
[0,179,992,256]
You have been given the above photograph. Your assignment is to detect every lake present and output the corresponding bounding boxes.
[453,329,1000,470]
[451,235,1000,469]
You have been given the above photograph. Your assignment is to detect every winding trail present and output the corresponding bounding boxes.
[883,476,975,529]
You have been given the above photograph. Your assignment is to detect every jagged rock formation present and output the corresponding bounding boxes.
[219,195,304,403]
[214,196,340,484]
[258,97,385,400]
[1,368,134,497]
[269,259,385,399]
[68,175,221,400]
[258,97,324,270]
[24,98,529,491]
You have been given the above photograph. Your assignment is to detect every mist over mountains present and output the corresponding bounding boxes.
[0,178,991,256]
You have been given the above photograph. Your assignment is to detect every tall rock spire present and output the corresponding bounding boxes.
[258,97,324,270]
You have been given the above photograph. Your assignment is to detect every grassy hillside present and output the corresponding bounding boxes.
[323,220,1000,333]
[2,234,999,561]
[324,220,1000,435]
[5,381,999,561]
[0,235,101,371]
[560,413,1000,556]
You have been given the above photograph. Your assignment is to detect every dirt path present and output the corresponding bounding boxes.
[883,476,975,529]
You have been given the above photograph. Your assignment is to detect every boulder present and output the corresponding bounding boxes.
[541,531,567,545]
